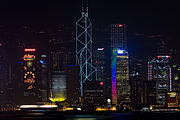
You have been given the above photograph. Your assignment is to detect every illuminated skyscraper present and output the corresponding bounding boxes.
[148,56,171,105]
[110,24,127,50]
[110,24,130,105]
[23,48,41,104]
[76,2,97,97]
[49,71,66,102]
[94,48,105,82]
[112,49,130,105]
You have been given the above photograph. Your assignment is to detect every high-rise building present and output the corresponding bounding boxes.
[148,56,171,105]
[22,48,41,104]
[91,48,106,105]
[39,54,48,102]
[129,57,145,108]
[0,42,8,104]
[93,24,110,104]
[76,3,97,97]
[66,65,80,105]
[110,24,130,105]
[93,48,105,82]
[144,80,157,105]
[83,81,105,110]
[112,49,130,105]
[110,24,127,50]
[49,71,66,102]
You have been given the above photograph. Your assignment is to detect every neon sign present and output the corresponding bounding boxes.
[23,52,36,90]
[23,54,35,61]
[24,49,36,52]
[157,56,170,58]
[97,48,104,51]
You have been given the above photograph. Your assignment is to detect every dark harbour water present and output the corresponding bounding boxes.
[0,111,180,120]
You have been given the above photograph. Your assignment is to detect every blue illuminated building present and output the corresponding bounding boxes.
[110,24,130,106]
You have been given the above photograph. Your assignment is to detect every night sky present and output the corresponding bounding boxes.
[0,0,180,56]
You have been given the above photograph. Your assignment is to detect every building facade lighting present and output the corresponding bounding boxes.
[24,49,36,52]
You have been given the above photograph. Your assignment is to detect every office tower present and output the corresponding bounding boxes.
[49,71,66,102]
[66,65,80,105]
[83,81,105,110]
[93,24,110,104]
[39,54,48,102]
[148,56,171,105]
[167,92,178,107]
[147,37,173,106]
[112,49,130,105]
[45,25,75,103]
[0,42,8,104]
[94,48,105,82]
[110,24,130,105]
[76,3,97,97]
[82,47,107,106]
[129,57,145,108]
[110,24,127,50]
[168,49,180,106]
[49,49,72,71]
[23,48,41,104]
[144,80,157,105]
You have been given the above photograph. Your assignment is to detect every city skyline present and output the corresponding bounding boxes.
[1,0,180,113]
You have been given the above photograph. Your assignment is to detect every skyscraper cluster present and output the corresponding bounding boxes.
[0,3,180,112]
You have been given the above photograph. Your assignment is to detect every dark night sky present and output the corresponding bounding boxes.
[0,0,180,56]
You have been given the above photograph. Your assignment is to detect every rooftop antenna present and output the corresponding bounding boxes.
[81,0,88,17]
[82,0,84,16]
[86,0,88,16]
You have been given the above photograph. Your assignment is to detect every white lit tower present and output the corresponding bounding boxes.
[76,1,97,96]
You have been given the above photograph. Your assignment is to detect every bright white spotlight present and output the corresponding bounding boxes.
[117,50,124,54]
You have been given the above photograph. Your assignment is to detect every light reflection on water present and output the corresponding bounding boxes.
[65,115,104,120]
[66,118,97,120]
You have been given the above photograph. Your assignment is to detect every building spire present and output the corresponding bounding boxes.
[82,0,83,16]
[81,0,88,17]
[86,0,88,16]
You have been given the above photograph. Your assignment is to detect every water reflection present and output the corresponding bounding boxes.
[66,118,97,120]
[66,115,105,120]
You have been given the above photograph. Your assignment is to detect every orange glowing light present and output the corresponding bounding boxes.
[27,85,33,89]
[24,78,35,84]
[24,66,27,70]
[23,54,35,61]
[24,49,36,52]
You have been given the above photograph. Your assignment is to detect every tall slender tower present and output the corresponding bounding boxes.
[110,24,130,105]
[76,1,96,96]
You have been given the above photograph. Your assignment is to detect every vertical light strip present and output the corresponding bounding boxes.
[169,67,172,91]
[148,62,152,80]
[112,49,117,105]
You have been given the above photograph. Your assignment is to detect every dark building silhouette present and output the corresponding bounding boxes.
[83,81,105,110]
[66,66,80,105]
